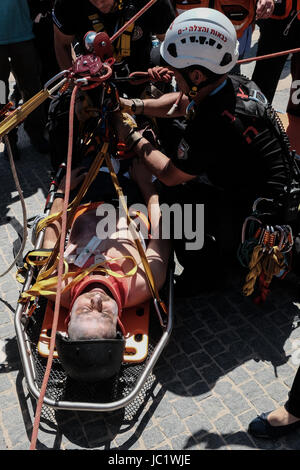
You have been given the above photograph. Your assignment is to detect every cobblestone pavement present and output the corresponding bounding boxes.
[0,32,300,451]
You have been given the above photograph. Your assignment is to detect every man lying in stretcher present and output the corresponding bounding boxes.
[36,160,171,382]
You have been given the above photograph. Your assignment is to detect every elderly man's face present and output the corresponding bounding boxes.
[89,0,116,14]
[68,286,119,339]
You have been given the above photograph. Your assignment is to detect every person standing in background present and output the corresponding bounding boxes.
[0,0,49,157]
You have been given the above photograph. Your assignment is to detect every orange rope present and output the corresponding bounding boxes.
[29,85,78,450]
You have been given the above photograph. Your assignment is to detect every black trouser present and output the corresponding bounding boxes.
[252,18,300,115]
[0,40,46,139]
[159,180,250,274]
[285,366,300,418]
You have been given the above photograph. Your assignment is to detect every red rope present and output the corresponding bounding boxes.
[29,85,78,450]
[110,0,158,43]
[237,46,300,64]
[253,272,270,304]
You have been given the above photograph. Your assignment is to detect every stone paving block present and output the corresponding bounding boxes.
[244,359,267,374]
[142,426,166,449]
[0,431,8,450]
[187,380,212,402]
[163,339,181,358]
[249,395,279,415]
[193,326,215,344]
[171,433,198,450]
[190,350,212,369]
[154,364,177,383]
[184,411,213,438]
[0,374,13,394]
[200,396,228,420]
[180,337,202,355]
[7,424,30,449]
[216,329,240,345]
[203,339,226,356]
[172,396,200,419]
[214,351,239,372]
[213,413,241,435]
[239,380,267,404]
[224,313,247,328]
[200,364,224,385]
[152,398,173,419]
[177,367,202,387]
[253,367,278,386]
[282,374,297,389]
[112,431,142,450]
[228,366,251,385]
[228,341,253,360]
[220,390,251,416]
[0,390,18,409]
[164,380,188,400]
[237,409,259,432]
[213,379,233,396]
[265,381,290,403]
[154,442,173,450]
[158,413,187,439]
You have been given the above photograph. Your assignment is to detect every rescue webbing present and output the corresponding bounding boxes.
[19,254,137,300]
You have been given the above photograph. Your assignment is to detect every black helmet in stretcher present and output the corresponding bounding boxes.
[55,331,125,382]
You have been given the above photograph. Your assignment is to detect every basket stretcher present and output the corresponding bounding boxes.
[14,208,174,413]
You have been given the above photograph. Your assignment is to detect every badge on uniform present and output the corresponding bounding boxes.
[177,138,189,160]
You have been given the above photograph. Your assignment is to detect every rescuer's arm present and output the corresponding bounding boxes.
[120,92,189,119]
[53,24,75,70]
[126,159,172,307]
[112,112,196,186]
[42,168,87,249]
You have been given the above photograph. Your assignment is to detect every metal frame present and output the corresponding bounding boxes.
[14,226,174,412]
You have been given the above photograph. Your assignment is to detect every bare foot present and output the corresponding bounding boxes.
[268,406,300,427]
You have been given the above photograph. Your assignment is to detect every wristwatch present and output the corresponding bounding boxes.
[131,98,144,115]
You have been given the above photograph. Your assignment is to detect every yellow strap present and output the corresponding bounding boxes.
[36,208,72,234]
[0,90,50,139]
[117,23,135,59]
[20,254,137,302]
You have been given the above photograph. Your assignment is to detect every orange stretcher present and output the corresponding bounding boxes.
[38,300,150,364]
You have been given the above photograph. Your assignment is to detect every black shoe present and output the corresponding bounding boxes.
[248,411,300,438]
[29,134,50,154]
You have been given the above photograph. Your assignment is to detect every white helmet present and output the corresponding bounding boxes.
[160,8,239,74]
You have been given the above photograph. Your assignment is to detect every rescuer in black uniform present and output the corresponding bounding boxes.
[113,8,300,293]
[48,0,176,170]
